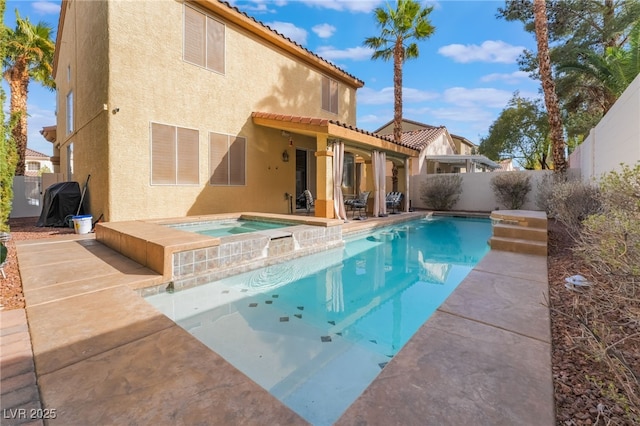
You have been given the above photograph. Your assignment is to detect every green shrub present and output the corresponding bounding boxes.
[420,174,463,210]
[574,163,640,276]
[490,172,532,209]
[547,179,601,237]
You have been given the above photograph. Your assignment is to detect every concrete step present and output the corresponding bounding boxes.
[490,211,547,230]
[489,236,547,256]
[492,223,548,242]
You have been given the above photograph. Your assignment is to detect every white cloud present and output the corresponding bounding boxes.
[312,23,336,39]
[358,86,439,105]
[228,0,287,13]
[480,71,530,84]
[438,40,524,64]
[316,45,373,61]
[32,1,61,15]
[298,0,381,13]
[443,87,513,108]
[266,21,308,45]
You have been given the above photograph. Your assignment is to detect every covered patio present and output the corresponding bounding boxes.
[251,112,418,220]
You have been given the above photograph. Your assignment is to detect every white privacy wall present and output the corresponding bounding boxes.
[569,73,640,182]
[409,170,580,212]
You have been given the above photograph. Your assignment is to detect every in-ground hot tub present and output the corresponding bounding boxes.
[95,212,344,291]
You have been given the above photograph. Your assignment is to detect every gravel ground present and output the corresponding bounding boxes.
[1,216,637,424]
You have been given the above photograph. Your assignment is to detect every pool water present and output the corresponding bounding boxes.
[146,216,491,425]
[168,218,290,238]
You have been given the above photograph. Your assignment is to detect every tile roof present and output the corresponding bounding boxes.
[251,112,418,151]
[399,126,448,151]
[26,148,50,158]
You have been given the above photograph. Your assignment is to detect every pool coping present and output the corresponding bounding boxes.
[7,211,554,425]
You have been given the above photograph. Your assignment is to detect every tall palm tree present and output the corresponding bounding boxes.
[364,0,435,147]
[533,0,567,173]
[3,11,55,176]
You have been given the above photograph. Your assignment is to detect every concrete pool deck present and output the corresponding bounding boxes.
[1,212,554,425]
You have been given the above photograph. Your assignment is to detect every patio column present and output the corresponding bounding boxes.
[314,134,334,218]
[404,157,410,212]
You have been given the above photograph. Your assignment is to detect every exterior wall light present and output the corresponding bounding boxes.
[282,150,289,162]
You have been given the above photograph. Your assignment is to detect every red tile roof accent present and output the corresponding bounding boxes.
[399,126,447,150]
[26,148,50,158]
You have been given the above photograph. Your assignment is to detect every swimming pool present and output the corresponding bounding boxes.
[166,218,291,238]
[146,216,492,425]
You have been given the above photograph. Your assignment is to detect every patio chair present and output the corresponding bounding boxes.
[303,189,314,214]
[386,192,403,214]
[349,191,370,220]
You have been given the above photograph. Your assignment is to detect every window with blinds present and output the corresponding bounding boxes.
[209,132,246,186]
[151,122,199,185]
[321,76,338,114]
[184,5,225,74]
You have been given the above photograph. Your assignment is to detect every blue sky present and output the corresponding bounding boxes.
[3,0,541,156]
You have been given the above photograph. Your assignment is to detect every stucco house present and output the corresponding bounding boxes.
[24,148,53,177]
[375,119,499,173]
[47,0,417,222]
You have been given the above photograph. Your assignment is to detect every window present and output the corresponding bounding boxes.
[151,123,199,185]
[322,76,338,114]
[27,162,40,172]
[184,5,225,74]
[67,143,74,180]
[209,132,246,186]
[66,91,73,134]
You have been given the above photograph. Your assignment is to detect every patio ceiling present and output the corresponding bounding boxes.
[251,112,418,158]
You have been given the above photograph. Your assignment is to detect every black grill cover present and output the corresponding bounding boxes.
[36,182,85,227]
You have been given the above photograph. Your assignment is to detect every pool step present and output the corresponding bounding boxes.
[489,236,547,256]
[489,210,547,256]
[492,223,547,242]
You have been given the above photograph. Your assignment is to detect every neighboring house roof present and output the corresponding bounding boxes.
[251,112,419,156]
[374,118,476,152]
[26,148,50,159]
[373,118,439,134]
[53,0,364,89]
[400,126,455,152]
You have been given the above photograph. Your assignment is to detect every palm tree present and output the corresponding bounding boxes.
[559,20,640,112]
[364,0,435,147]
[533,0,567,173]
[3,11,55,176]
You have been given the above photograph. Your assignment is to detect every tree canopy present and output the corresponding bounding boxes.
[479,93,551,170]
[498,0,640,139]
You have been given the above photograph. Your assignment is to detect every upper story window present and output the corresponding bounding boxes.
[209,132,246,186]
[67,143,74,180]
[66,91,73,135]
[27,161,40,172]
[151,122,199,185]
[184,5,225,74]
[322,76,338,114]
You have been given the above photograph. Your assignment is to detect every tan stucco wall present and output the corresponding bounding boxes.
[57,0,360,222]
[55,0,110,219]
